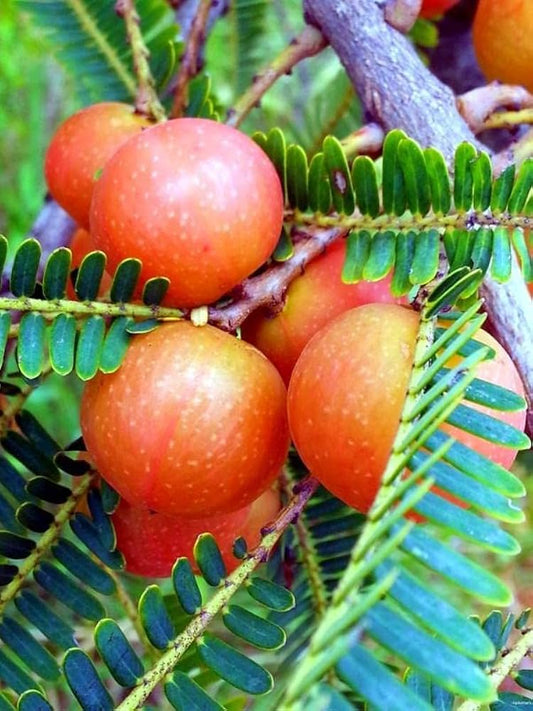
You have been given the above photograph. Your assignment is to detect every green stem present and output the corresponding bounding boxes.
[115,475,319,711]
[0,296,182,320]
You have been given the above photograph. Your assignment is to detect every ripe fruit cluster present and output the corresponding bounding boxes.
[46,106,527,578]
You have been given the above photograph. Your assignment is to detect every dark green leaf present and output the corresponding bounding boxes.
[342,231,370,283]
[53,538,116,595]
[266,128,286,199]
[70,513,123,569]
[336,644,432,711]
[99,316,133,373]
[10,239,41,297]
[470,228,493,277]
[424,147,451,215]
[2,429,60,480]
[491,165,515,214]
[491,692,533,710]
[410,230,440,285]
[382,129,407,216]
[75,315,106,380]
[246,577,295,611]
[391,231,415,296]
[126,319,159,334]
[165,671,223,711]
[198,632,273,695]
[75,251,107,301]
[195,534,227,586]
[54,452,92,476]
[142,277,170,306]
[0,314,11,371]
[0,616,59,681]
[16,503,54,533]
[42,247,71,300]
[0,648,41,695]
[223,605,285,649]
[18,690,53,711]
[323,136,355,215]
[49,313,76,375]
[472,151,492,211]
[0,565,17,585]
[95,619,144,687]
[490,227,512,282]
[308,153,332,214]
[15,410,61,458]
[109,259,142,303]
[273,225,293,261]
[362,231,396,281]
[26,476,71,504]
[512,228,533,282]
[366,602,492,699]
[34,561,105,621]
[17,313,46,379]
[286,144,309,211]
[516,670,533,691]
[398,138,431,216]
[63,649,113,711]
[173,558,202,614]
[507,158,533,214]
[0,531,35,559]
[445,403,530,450]
[352,155,379,217]
[139,585,175,649]
[15,590,76,649]
[453,142,477,212]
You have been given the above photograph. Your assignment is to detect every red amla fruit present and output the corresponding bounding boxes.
[45,103,152,228]
[112,487,281,578]
[80,321,290,518]
[287,303,526,514]
[242,239,404,384]
[90,118,284,308]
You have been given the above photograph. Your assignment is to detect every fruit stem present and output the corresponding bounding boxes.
[115,474,319,711]
[170,0,213,118]
[115,0,167,122]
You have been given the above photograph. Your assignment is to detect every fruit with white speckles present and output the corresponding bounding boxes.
[80,321,290,517]
[90,118,284,308]
[287,303,526,514]
[242,239,404,384]
[45,103,152,228]
[111,487,281,578]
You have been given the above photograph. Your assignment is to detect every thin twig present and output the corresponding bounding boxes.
[170,0,212,118]
[226,25,327,128]
[115,0,166,121]
[457,83,533,134]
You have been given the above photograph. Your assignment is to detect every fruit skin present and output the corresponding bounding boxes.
[67,228,112,300]
[419,0,459,18]
[80,321,290,518]
[241,240,404,384]
[111,488,281,578]
[90,118,284,308]
[473,0,533,92]
[45,103,151,229]
[287,303,526,514]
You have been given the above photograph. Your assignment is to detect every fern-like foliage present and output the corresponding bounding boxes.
[18,0,180,105]
[254,128,533,290]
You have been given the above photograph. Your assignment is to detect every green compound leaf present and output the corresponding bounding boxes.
[74,251,107,301]
[323,135,355,215]
[99,316,133,373]
[0,648,42,695]
[337,644,433,711]
[165,671,224,711]
[75,315,106,380]
[246,577,295,611]
[34,561,106,621]
[286,144,309,211]
[0,532,35,559]
[10,239,41,297]
[95,619,144,687]
[507,158,533,214]
[343,230,371,283]
[308,152,332,214]
[173,558,202,615]
[398,138,431,216]
[198,632,273,695]
[223,604,286,649]
[42,247,71,300]
[16,502,54,533]
[15,590,76,650]
[52,538,116,595]
[352,155,380,217]
[454,142,477,212]
[63,649,113,711]
[424,146,452,215]
[139,585,175,650]
[17,691,53,711]
[70,513,123,570]
[17,313,46,379]
[49,314,76,375]
[472,151,493,211]
[109,258,142,303]
[0,616,59,681]
[194,534,227,586]
[410,230,440,285]
[362,230,396,281]
[382,129,408,216]
[491,165,515,214]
